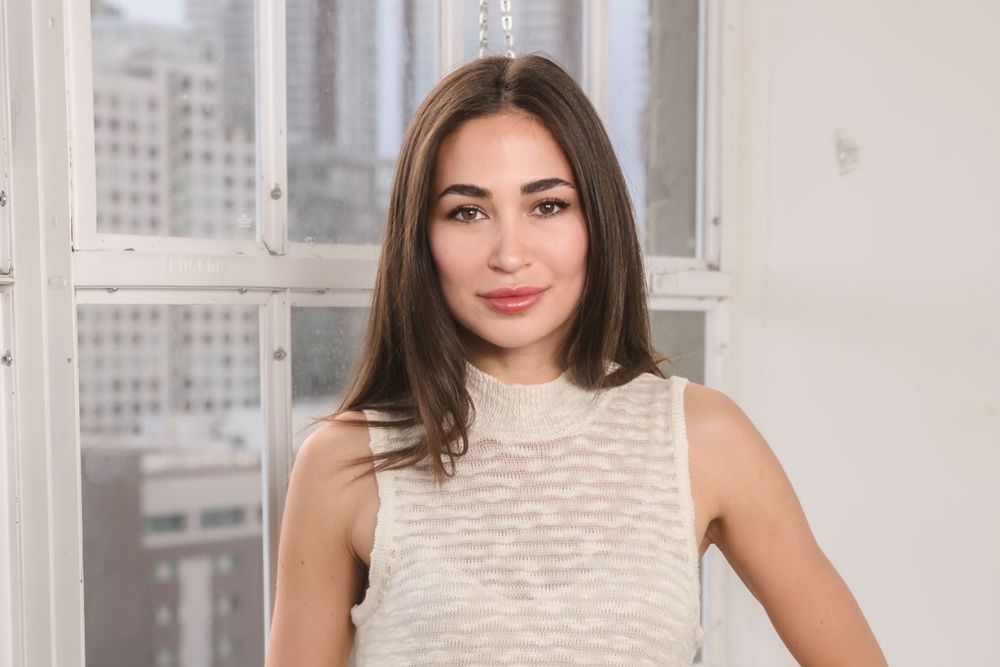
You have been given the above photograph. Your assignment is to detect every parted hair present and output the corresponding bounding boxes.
[313,54,664,481]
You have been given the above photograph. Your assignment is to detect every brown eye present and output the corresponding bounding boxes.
[532,200,569,218]
[449,206,485,223]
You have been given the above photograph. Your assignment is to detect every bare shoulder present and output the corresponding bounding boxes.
[284,411,376,566]
[680,381,773,474]
[265,412,375,667]
[293,411,372,484]
[290,412,379,560]
[678,382,779,547]
[679,381,797,520]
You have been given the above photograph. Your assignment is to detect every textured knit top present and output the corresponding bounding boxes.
[350,364,705,666]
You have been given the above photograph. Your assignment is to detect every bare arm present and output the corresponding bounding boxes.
[685,383,887,667]
[264,417,373,667]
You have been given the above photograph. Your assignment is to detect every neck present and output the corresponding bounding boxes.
[462,337,566,385]
[467,356,565,385]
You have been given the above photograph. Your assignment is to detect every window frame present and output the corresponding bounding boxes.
[0,9,15,661]
[3,0,737,665]
[0,80,12,649]
[0,0,20,660]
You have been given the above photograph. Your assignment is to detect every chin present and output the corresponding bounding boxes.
[460,321,570,356]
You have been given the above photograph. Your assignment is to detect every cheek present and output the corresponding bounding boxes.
[555,222,589,283]
[429,230,472,294]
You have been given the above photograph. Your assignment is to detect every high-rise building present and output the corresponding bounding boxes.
[82,446,264,667]
[83,5,265,665]
[85,12,259,439]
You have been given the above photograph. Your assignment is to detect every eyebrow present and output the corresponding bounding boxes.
[437,177,575,200]
[522,177,574,195]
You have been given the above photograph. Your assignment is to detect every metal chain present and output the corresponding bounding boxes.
[501,0,514,57]
[479,0,489,58]
[479,0,515,59]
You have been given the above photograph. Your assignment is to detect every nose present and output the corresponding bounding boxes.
[487,214,532,274]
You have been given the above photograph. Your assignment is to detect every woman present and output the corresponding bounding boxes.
[264,55,887,666]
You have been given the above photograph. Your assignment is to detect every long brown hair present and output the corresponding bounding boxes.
[317,55,664,480]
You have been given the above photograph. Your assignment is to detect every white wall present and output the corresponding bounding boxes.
[725,0,1000,664]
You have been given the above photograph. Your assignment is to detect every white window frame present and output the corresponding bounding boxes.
[2,0,738,665]
[0,285,17,667]
[0,11,19,658]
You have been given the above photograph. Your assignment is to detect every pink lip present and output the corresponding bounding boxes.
[479,286,547,313]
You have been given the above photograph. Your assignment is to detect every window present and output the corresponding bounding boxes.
[214,636,241,659]
[212,554,240,575]
[151,561,179,583]
[215,594,240,617]
[144,514,187,535]
[291,305,369,451]
[7,2,731,666]
[201,507,246,529]
[285,0,438,245]
[89,5,255,240]
[152,603,175,626]
[152,648,178,667]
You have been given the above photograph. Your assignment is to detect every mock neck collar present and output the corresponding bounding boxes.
[465,362,599,440]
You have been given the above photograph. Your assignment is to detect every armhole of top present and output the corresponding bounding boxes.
[667,375,707,647]
[349,409,396,629]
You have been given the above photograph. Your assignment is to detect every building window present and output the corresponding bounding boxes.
[152,647,178,666]
[215,594,240,617]
[151,560,178,582]
[212,553,240,574]
[214,636,240,659]
[144,513,187,534]
[152,603,175,626]
[202,507,245,528]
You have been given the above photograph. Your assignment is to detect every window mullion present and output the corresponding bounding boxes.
[702,0,727,271]
[10,0,85,665]
[74,288,272,307]
[65,0,98,247]
[261,288,292,645]
[695,0,708,262]
[73,251,377,291]
[440,0,465,75]
[258,0,289,255]
[585,0,610,124]
[0,287,22,667]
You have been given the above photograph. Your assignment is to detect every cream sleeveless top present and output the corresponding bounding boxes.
[350,365,705,666]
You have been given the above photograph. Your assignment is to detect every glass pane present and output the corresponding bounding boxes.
[91,2,257,239]
[77,304,264,667]
[464,0,585,83]
[650,310,706,384]
[610,0,701,257]
[287,0,439,245]
[291,306,369,452]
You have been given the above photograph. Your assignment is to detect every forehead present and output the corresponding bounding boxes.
[433,112,574,189]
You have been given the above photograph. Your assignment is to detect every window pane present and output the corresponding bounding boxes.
[291,306,369,451]
[610,0,701,257]
[91,2,257,239]
[650,310,706,384]
[287,0,439,245]
[464,0,585,83]
[78,304,264,667]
